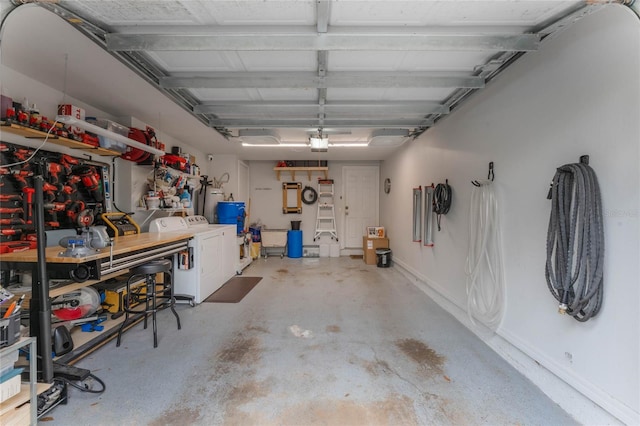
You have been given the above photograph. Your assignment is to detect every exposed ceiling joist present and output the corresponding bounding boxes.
[212,112,431,120]
[9,0,597,160]
[316,0,330,33]
[208,118,434,128]
[194,101,449,115]
[105,32,540,52]
[161,72,484,89]
[317,50,328,113]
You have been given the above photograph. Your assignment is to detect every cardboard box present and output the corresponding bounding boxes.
[363,236,389,265]
[58,104,85,138]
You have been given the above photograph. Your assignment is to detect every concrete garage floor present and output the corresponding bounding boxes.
[43,257,577,425]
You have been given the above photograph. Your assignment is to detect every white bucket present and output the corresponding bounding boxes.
[146,196,160,209]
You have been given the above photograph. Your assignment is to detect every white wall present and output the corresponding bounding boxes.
[381,6,639,424]
[248,160,379,248]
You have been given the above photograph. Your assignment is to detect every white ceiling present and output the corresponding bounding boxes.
[0,0,602,161]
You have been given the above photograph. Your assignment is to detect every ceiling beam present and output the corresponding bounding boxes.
[317,51,328,122]
[105,32,539,52]
[211,112,433,120]
[162,72,483,89]
[316,1,330,33]
[194,101,449,115]
[208,118,434,128]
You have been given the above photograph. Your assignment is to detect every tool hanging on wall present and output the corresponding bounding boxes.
[282,182,302,214]
[412,186,422,242]
[433,180,452,231]
[423,185,434,247]
[545,155,604,322]
[301,185,318,205]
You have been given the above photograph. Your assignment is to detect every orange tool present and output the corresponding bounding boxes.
[3,300,16,318]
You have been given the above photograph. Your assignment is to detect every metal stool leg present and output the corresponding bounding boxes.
[116,274,140,347]
[164,270,181,330]
[150,275,158,348]
[143,276,150,330]
[116,258,178,348]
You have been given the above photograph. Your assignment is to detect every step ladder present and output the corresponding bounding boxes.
[314,179,338,241]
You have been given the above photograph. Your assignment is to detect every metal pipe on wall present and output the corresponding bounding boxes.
[34,176,53,382]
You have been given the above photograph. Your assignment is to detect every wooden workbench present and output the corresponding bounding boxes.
[0,231,194,264]
[0,231,195,371]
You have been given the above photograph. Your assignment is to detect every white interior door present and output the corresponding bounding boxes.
[238,160,250,203]
[343,166,379,248]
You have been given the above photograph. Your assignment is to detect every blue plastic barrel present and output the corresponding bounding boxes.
[287,230,303,258]
[217,201,245,234]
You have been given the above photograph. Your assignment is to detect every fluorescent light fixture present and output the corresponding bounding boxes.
[329,143,368,147]
[56,115,165,156]
[241,142,367,148]
[368,129,410,147]
[310,136,329,152]
[238,129,281,145]
[242,143,306,147]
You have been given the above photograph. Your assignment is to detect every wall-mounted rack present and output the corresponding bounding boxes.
[1,122,121,157]
[274,166,328,181]
[282,182,302,214]
[56,115,165,157]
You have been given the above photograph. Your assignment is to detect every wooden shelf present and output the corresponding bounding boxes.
[7,269,136,310]
[0,383,50,417]
[1,122,122,157]
[274,166,328,181]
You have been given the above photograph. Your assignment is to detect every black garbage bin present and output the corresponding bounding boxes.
[291,220,301,230]
[376,248,392,267]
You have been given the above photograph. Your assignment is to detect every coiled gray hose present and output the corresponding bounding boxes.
[434,181,452,231]
[545,162,604,322]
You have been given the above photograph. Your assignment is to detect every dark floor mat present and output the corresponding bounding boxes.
[350,255,363,259]
[203,276,262,303]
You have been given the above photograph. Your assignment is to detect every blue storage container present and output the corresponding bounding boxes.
[217,201,245,234]
[287,230,303,258]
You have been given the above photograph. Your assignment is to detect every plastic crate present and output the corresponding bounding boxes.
[0,309,20,348]
[86,117,129,153]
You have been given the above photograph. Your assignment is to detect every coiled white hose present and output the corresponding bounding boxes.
[465,181,505,331]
